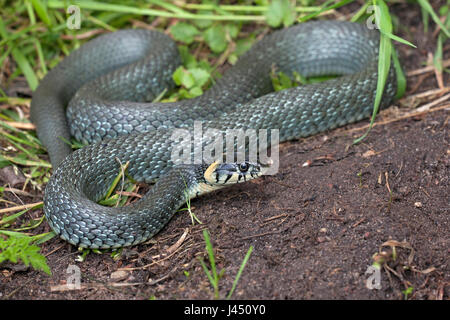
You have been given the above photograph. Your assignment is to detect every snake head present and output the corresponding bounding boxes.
[204,160,261,185]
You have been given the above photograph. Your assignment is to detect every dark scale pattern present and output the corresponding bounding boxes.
[32,21,398,248]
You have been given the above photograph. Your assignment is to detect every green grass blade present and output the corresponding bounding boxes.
[391,47,406,99]
[299,0,354,22]
[420,4,429,33]
[181,3,321,13]
[33,38,47,75]
[354,0,392,144]
[201,229,220,298]
[0,18,39,91]
[25,0,36,25]
[86,15,117,32]
[35,231,56,245]
[0,127,39,150]
[46,0,265,22]
[0,120,43,150]
[10,49,39,91]
[148,0,191,15]
[379,31,416,48]
[202,229,217,282]
[198,257,215,288]
[29,0,52,27]
[0,208,31,226]
[227,245,253,300]
[0,155,51,168]
[102,161,129,201]
[417,0,450,38]
[0,135,40,160]
[434,14,449,75]
[350,1,371,22]
[434,33,443,73]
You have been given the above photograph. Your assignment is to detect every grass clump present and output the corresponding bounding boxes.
[199,229,253,300]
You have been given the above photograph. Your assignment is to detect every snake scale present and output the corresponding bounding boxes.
[30,21,397,249]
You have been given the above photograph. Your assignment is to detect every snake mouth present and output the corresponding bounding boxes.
[204,161,261,185]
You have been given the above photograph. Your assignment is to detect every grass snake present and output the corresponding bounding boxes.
[30,21,397,249]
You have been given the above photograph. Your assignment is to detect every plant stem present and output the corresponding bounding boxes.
[179,2,321,13]
[47,0,267,22]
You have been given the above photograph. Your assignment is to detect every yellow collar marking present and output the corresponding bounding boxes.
[204,160,220,184]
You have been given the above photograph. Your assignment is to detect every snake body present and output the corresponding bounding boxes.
[31,21,397,248]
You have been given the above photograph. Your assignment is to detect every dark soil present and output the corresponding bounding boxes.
[0,2,448,300]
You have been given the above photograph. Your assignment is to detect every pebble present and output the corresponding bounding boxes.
[110,270,129,281]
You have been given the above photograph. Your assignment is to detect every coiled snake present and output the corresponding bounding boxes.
[30,21,397,248]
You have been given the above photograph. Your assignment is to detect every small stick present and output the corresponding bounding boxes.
[406,59,450,77]
[0,201,43,214]
[3,121,35,130]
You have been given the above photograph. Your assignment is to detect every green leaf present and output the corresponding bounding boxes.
[172,66,210,99]
[402,286,414,300]
[265,0,296,27]
[189,68,210,87]
[0,234,51,275]
[197,59,214,73]
[203,25,228,53]
[188,86,203,97]
[225,23,240,39]
[235,34,255,56]
[193,11,214,29]
[229,34,256,64]
[178,46,197,69]
[173,66,195,88]
[271,71,293,91]
[170,22,200,44]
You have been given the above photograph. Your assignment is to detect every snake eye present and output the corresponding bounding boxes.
[239,162,249,172]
